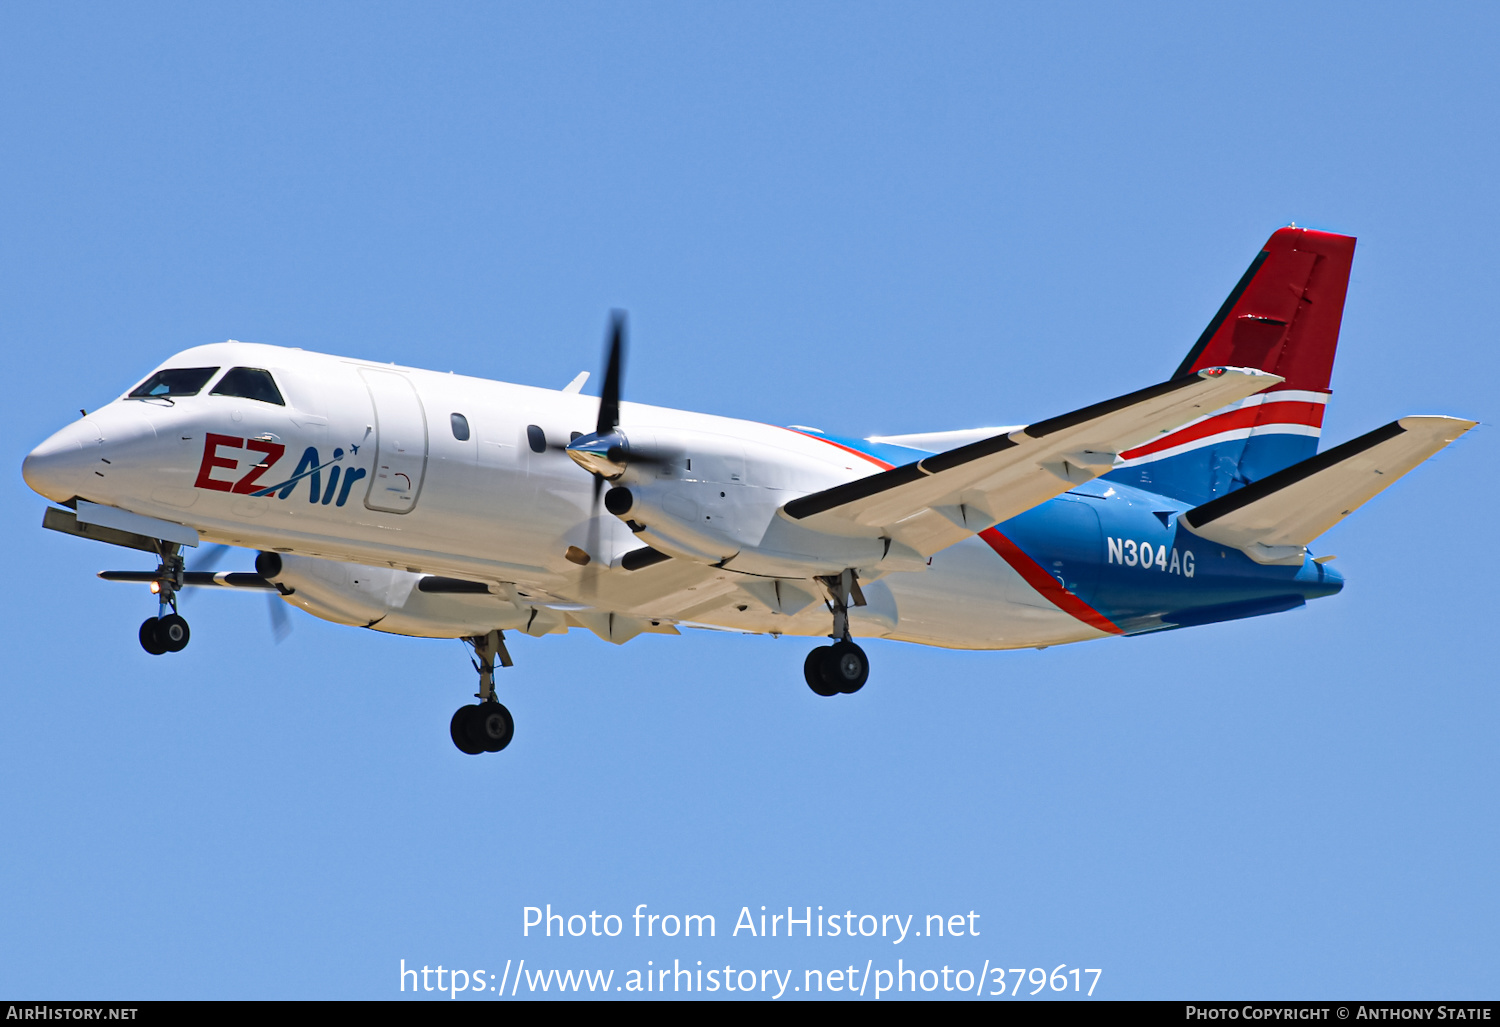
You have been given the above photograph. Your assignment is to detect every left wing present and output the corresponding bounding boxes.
[780,366,1282,557]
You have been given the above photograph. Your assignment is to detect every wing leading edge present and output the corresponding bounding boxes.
[780,366,1283,557]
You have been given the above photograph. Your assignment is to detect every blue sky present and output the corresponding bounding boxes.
[2,2,1496,1000]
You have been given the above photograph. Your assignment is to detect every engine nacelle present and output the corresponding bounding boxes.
[254,551,539,639]
[602,426,927,578]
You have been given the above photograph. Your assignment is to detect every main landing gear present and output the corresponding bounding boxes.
[804,569,870,697]
[139,542,191,655]
[451,629,515,754]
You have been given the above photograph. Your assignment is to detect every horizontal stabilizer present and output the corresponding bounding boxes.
[781,366,1282,557]
[1180,415,1476,563]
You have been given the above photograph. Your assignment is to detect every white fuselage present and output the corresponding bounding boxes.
[24,342,1107,650]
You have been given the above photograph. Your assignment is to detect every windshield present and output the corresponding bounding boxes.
[128,367,220,399]
[210,367,285,406]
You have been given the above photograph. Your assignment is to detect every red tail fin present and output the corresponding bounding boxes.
[1174,227,1356,393]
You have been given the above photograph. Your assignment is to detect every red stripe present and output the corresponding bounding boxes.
[785,429,895,470]
[1121,401,1326,459]
[978,527,1123,635]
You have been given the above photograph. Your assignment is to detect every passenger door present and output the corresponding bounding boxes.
[359,368,429,514]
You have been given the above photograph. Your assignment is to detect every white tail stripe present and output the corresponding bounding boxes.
[1115,423,1321,468]
[1227,389,1329,408]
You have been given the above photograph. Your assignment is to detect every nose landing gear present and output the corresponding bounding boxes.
[451,629,515,754]
[804,570,870,696]
[138,542,191,655]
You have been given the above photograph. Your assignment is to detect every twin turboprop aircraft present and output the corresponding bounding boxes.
[22,227,1473,754]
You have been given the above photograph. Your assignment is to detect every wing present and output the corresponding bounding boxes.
[780,366,1283,557]
[1180,415,1475,564]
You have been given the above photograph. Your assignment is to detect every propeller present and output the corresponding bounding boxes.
[564,310,674,494]
[187,543,230,575]
[267,591,292,643]
[564,312,627,591]
[187,543,292,643]
[197,544,293,643]
[174,544,230,607]
[556,312,682,592]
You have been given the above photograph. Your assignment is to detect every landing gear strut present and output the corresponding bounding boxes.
[139,542,191,655]
[451,629,515,754]
[804,569,870,696]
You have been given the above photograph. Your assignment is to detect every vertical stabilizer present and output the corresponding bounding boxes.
[1106,227,1357,505]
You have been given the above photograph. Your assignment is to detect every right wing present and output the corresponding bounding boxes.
[780,366,1283,558]
[1180,415,1476,564]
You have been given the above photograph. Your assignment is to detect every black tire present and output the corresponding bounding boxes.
[450,705,484,755]
[823,640,869,693]
[472,701,514,753]
[139,618,167,656]
[804,646,839,696]
[157,614,190,652]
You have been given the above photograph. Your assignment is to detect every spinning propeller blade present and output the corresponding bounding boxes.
[188,544,230,574]
[177,544,230,606]
[191,544,292,642]
[267,591,292,643]
[596,309,625,437]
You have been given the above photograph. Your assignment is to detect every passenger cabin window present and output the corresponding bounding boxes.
[450,413,470,441]
[526,424,546,453]
[210,367,285,406]
[128,367,219,399]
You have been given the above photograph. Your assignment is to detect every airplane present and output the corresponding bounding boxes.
[21,227,1474,755]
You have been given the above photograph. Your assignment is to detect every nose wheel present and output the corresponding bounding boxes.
[805,570,871,696]
[452,629,516,754]
[140,614,190,654]
[138,542,192,655]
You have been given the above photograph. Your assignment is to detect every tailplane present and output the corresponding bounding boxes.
[1106,227,1357,505]
[1180,415,1475,564]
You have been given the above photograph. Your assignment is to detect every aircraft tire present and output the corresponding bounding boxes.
[804,647,840,696]
[475,701,514,753]
[450,705,485,755]
[824,640,869,694]
[157,614,190,653]
[139,618,167,656]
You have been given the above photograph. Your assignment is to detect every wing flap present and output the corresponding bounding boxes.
[1180,415,1475,562]
[780,366,1283,556]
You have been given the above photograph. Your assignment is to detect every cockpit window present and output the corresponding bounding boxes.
[210,367,285,406]
[128,367,220,399]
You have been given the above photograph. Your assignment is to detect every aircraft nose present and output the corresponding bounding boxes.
[22,419,104,502]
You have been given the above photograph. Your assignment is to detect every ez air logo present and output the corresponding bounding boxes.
[193,433,368,506]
